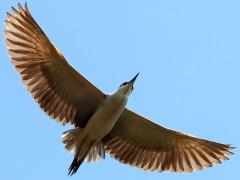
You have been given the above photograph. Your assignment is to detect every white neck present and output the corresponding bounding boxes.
[114,84,132,98]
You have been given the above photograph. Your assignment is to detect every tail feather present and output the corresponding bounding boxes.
[62,128,106,175]
[87,141,105,163]
[68,153,88,175]
[68,139,95,176]
[68,157,82,176]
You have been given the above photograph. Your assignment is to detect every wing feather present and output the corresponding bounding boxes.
[4,3,106,127]
[104,109,234,172]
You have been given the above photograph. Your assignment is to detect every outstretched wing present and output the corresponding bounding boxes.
[4,3,106,127]
[104,109,234,172]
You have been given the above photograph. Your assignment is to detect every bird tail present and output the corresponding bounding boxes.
[62,128,105,175]
[68,138,94,176]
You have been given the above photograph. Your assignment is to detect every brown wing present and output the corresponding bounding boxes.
[103,109,234,172]
[4,3,106,127]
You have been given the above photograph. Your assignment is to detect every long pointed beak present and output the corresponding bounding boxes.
[129,73,140,84]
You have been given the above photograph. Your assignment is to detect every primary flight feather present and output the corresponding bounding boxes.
[4,3,234,176]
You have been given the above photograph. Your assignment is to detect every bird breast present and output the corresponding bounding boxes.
[83,94,128,141]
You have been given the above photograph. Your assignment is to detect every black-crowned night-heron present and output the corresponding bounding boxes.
[4,3,234,176]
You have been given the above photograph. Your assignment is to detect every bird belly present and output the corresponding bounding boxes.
[83,95,127,141]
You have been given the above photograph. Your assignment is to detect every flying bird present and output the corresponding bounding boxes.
[4,3,234,176]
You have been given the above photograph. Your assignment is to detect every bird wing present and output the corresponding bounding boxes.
[4,3,106,127]
[103,109,234,172]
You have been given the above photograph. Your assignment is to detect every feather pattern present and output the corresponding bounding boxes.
[103,109,234,172]
[4,3,106,128]
[4,3,235,175]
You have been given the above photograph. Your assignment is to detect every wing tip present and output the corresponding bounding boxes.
[6,12,12,19]
[225,144,236,155]
[10,2,27,16]
[3,29,9,36]
[228,144,236,150]
[24,2,29,11]
[18,2,24,12]
[11,6,18,15]
[4,20,10,27]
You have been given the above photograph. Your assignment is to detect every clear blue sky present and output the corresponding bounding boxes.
[0,0,239,179]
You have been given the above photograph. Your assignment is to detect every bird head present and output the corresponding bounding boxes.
[118,73,139,96]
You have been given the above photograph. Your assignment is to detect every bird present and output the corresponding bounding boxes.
[4,2,234,176]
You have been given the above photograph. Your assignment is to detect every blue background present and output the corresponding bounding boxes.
[0,0,239,179]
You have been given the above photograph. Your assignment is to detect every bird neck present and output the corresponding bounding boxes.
[115,85,132,98]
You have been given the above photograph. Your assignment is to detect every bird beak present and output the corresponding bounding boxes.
[129,73,140,84]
